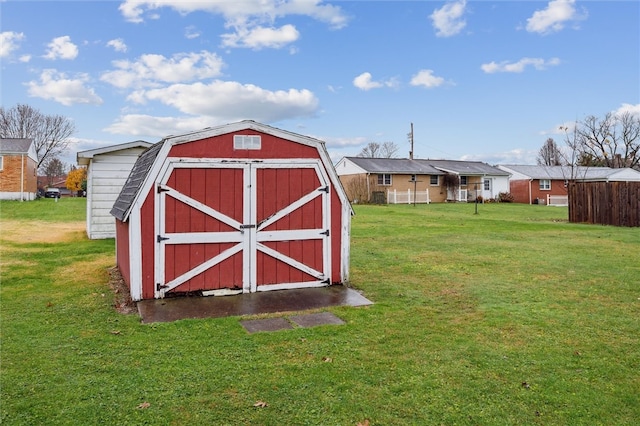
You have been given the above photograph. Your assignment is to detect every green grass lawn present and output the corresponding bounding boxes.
[1,199,639,425]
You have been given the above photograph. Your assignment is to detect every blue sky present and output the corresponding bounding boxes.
[1,0,638,167]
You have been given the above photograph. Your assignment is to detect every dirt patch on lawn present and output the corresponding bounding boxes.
[0,220,86,243]
[108,266,138,315]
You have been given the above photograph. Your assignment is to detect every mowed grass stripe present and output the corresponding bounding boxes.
[1,198,639,425]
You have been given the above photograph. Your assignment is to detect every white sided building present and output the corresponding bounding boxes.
[77,141,152,239]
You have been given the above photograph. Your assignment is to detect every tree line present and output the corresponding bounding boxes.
[0,103,85,191]
[537,111,640,170]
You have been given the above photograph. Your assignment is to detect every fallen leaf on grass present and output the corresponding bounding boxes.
[521,382,530,389]
[357,420,370,426]
[46,302,54,308]
[137,402,151,409]
[253,400,268,408]
[110,330,121,335]
[322,357,332,363]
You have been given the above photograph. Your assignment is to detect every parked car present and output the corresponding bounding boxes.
[45,188,61,198]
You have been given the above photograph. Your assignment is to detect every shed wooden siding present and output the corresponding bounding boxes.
[115,219,131,287]
[168,131,318,159]
[122,126,349,300]
[86,148,148,239]
[163,167,244,293]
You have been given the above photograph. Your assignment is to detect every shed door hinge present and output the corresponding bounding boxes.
[319,186,329,193]
[321,278,331,285]
[156,283,169,291]
[157,185,170,194]
[157,235,169,242]
[320,229,330,236]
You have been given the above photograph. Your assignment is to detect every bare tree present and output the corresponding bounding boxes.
[0,104,76,169]
[576,112,640,170]
[537,138,563,166]
[381,141,399,158]
[42,157,67,186]
[357,141,399,158]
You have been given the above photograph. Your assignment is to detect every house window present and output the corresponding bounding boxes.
[460,176,467,185]
[377,174,391,185]
[233,135,261,150]
[539,179,551,190]
[430,175,439,186]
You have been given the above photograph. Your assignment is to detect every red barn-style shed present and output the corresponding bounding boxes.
[111,121,352,301]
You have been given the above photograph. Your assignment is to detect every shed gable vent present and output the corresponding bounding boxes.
[233,135,261,150]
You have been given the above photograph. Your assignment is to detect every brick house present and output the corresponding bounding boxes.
[335,157,509,204]
[497,165,640,205]
[0,138,38,201]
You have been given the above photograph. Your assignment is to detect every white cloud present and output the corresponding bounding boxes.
[104,114,216,137]
[19,55,31,63]
[119,0,347,50]
[185,26,201,39]
[101,51,225,89]
[128,80,319,122]
[26,69,103,106]
[430,0,467,37]
[410,69,446,88]
[221,24,300,49]
[615,103,640,118]
[353,72,397,91]
[107,38,127,52]
[481,57,560,73]
[0,31,25,58]
[43,36,78,60]
[525,0,585,35]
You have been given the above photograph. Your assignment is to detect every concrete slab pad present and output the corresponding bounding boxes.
[289,312,345,328]
[240,317,293,333]
[137,285,373,324]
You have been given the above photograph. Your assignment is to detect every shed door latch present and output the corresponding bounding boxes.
[240,224,256,229]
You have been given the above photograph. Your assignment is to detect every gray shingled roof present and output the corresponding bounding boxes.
[0,138,34,154]
[426,159,509,175]
[346,157,443,174]
[110,141,163,222]
[346,157,508,176]
[499,165,624,180]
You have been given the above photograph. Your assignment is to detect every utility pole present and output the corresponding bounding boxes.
[408,122,414,160]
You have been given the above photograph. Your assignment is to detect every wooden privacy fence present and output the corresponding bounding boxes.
[568,181,640,227]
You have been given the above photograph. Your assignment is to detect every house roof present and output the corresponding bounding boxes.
[344,157,508,176]
[498,165,640,181]
[111,120,351,222]
[344,157,443,174]
[110,142,163,222]
[0,138,38,162]
[0,138,33,154]
[77,140,152,165]
[425,159,509,176]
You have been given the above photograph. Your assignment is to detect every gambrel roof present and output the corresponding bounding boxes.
[110,142,163,222]
[111,120,351,222]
